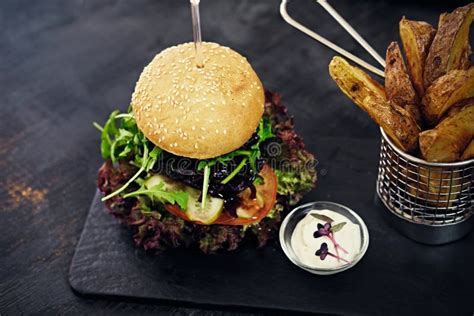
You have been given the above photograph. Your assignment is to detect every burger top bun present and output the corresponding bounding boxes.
[131,42,264,159]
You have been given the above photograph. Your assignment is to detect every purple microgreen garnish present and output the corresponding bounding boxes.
[313,222,332,238]
[313,221,349,257]
[328,222,349,255]
[315,242,329,260]
[315,242,350,264]
[310,213,334,223]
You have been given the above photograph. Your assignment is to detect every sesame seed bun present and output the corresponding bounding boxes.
[131,42,264,159]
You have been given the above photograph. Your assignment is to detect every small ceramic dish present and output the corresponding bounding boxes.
[279,201,369,275]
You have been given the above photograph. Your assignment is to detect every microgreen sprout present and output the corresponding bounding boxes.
[201,164,210,210]
[221,158,248,184]
[311,213,349,262]
[315,243,350,264]
[313,222,349,253]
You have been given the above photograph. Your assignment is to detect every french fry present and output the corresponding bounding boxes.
[421,67,474,126]
[423,3,473,88]
[329,56,420,152]
[385,41,422,126]
[399,17,436,97]
[419,103,474,162]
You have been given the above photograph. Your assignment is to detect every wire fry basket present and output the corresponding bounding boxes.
[279,0,473,244]
[376,129,474,244]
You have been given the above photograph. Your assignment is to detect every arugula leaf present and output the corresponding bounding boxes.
[101,143,149,202]
[96,109,168,204]
[124,184,188,210]
[110,128,135,163]
[96,110,119,159]
[256,118,275,143]
[248,117,274,170]
[96,109,159,165]
[146,147,162,172]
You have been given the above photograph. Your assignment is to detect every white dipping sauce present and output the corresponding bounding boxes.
[291,209,361,269]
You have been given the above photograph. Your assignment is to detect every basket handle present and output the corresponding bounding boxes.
[280,0,385,78]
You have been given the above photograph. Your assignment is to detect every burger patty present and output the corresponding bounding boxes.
[148,131,269,216]
[153,135,266,193]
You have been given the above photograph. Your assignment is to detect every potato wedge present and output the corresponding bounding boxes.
[399,17,436,97]
[422,67,474,126]
[460,43,472,69]
[423,3,473,88]
[419,103,474,162]
[460,139,474,160]
[406,166,463,208]
[385,41,422,126]
[329,56,420,152]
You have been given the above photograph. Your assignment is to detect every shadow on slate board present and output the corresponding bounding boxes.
[69,136,474,315]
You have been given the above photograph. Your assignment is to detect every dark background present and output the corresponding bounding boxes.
[0,0,472,315]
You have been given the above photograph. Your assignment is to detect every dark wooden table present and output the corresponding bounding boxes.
[1,0,471,315]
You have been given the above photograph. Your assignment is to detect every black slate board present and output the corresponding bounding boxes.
[3,0,473,314]
[69,136,474,315]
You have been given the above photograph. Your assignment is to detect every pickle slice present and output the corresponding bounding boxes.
[186,188,224,224]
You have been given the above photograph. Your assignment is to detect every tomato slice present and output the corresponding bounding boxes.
[164,164,278,226]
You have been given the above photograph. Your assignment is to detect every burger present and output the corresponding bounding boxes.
[96,42,316,253]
